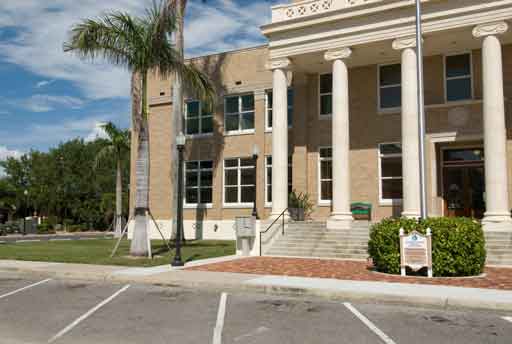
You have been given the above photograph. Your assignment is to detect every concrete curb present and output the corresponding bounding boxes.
[2,263,512,313]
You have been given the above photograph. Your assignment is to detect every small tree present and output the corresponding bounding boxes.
[95,122,130,238]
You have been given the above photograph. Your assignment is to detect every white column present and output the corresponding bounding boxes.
[325,48,353,230]
[393,37,421,219]
[473,22,512,231]
[267,58,291,218]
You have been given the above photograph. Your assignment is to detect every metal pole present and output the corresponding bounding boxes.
[252,154,259,219]
[415,0,428,219]
[171,145,185,267]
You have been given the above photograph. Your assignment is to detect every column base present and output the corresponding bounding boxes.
[401,211,421,219]
[327,213,353,230]
[482,212,512,232]
[269,210,290,222]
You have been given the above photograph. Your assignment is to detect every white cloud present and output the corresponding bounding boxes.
[85,122,109,142]
[18,94,85,112]
[35,79,55,88]
[0,146,22,161]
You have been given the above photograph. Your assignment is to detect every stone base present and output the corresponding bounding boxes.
[326,213,353,230]
[482,216,512,232]
[401,211,421,219]
[269,211,290,222]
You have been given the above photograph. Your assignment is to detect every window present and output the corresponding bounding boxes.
[224,158,255,205]
[265,89,293,130]
[319,147,333,202]
[185,100,213,135]
[379,143,403,203]
[224,94,255,133]
[445,53,472,102]
[319,74,332,116]
[185,161,213,205]
[265,156,293,204]
[379,64,401,110]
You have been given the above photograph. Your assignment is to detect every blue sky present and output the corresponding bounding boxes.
[0,0,279,161]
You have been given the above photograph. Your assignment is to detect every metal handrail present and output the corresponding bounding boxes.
[259,208,288,256]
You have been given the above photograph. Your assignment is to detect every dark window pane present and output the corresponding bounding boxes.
[241,167,255,185]
[321,161,332,180]
[320,74,332,94]
[382,179,403,199]
[200,188,212,204]
[186,161,199,170]
[267,109,273,128]
[186,101,200,118]
[225,187,238,203]
[241,186,255,203]
[447,78,472,101]
[320,148,332,158]
[381,157,402,178]
[225,170,238,186]
[287,108,293,127]
[320,95,332,115]
[186,118,199,135]
[225,114,239,131]
[201,116,213,133]
[380,86,401,109]
[443,148,484,162]
[267,156,272,165]
[240,158,254,167]
[240,112,254,130]
[267,185,272,203]
[380,64,401,86]
[380,144,402,155]
[224,159,238,168]
[200,161,213,169]
[267,167,272,181]
[446,54,471,78]
[186,171,198,187]
[241,94,254,111]
[288,89,294,104]
[321,181,332,200]
[225,96,238,113]
[200,170,213,187]
[186,188,198,204]
[267,91,273,108]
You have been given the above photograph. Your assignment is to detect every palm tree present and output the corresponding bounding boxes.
[64,0,214,256]
[94,122,130,238]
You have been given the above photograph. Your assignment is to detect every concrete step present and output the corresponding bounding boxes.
[270,244,368,252]
[277,238,368,245]
[266,251,369,260]
[268,246,369,254]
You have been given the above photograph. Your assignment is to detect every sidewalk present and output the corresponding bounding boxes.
[1,257,512,312]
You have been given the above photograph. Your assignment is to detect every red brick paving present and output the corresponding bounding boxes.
[188,257,512,290]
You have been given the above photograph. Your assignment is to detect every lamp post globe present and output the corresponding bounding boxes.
[172,132,186,267]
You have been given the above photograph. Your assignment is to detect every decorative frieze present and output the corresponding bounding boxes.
[324,47,352,61]
[266,58,292,71]
[473,21,509,38]
[392,36,418,50]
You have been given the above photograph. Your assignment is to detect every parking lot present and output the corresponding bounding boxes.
[1,273,512,344]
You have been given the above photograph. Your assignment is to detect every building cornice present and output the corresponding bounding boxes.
[473,21,509,38]
[324,47,352,61]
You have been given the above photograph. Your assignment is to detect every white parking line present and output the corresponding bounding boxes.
[212,292,228,344]
[48,284,130,343]
[503,316,512,323]
[344,302,397,344]
[0,279,52,300]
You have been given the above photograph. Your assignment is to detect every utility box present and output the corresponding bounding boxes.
[235,216,256,256]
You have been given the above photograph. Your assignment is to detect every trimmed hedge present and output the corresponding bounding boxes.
[37,223,56,235]
[368,217,486,277]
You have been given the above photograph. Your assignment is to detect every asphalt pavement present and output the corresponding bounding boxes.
[0,272,511,344]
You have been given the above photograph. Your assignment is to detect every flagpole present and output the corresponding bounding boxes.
[415,0,428,219]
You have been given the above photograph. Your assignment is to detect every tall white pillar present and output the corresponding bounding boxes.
[473,22,512,231]
[266,58,291,218]
[393,37,421,219]
[325,48,353,230]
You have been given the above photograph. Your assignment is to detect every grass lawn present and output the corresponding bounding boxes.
[0,239,236,267]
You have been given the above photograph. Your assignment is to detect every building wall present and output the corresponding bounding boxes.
[130,44,512,238]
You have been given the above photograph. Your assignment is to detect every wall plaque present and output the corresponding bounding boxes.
[400,228,433,278]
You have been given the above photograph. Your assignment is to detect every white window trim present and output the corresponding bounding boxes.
[265,89,293,132]
[378,143,403,206]
[443,52,474,104]
[264,155,293,208]
[184,100,214,137]
[222,157,255,208]
[377,62,402,113]
[184,160,214,208]
[318,73,333,119]
[318,146,333,205]
[223,93,256,136]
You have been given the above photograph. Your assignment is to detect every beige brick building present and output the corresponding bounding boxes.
[130,0,512,247]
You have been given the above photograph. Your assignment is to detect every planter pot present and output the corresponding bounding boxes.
[289,208,305,221]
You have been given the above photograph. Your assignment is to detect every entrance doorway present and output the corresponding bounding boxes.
[442,148,485,219]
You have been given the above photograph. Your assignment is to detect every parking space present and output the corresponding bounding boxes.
[0,273,511,343]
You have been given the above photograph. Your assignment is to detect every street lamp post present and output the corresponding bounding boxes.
[171,132,186,267]
[252,145,260,220]
[23,189,28,236]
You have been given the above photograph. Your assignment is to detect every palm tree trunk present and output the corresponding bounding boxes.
[114,158,123,238]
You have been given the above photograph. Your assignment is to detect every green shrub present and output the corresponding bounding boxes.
[368,217,486,277]
[66,224,87,233]
[288,190,314,219]
[37,223,56,234]
[0,221,21,235]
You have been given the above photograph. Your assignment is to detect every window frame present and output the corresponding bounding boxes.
[318,146,333,205]
[443,52,474,103]
[222,157,256,208]
[184,100,214,137]
[318,73,333,119]
[184,160,214,208]
[264,155,293,207]
[378,143,403,205]
[377,62,402,113]
[223,93,255,136]
[265,88,294,132]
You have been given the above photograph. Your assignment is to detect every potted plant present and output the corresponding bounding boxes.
[288,190,314,221]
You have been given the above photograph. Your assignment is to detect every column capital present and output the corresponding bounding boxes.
[392,36,418,50]
[473,21,509,38]
[266,58,292,71]
[324,47,352,61]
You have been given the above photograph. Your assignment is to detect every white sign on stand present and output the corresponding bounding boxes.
[400,228,433,278]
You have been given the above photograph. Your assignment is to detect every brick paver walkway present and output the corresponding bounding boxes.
[188,257,512,290]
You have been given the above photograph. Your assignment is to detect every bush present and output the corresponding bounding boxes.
[368,217,486,277]
[0,221,21,235]
[66,224,87,233]
[37,223,56,234]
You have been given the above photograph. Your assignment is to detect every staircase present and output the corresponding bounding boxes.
[265,221,370,260]
[485,231,512,266]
